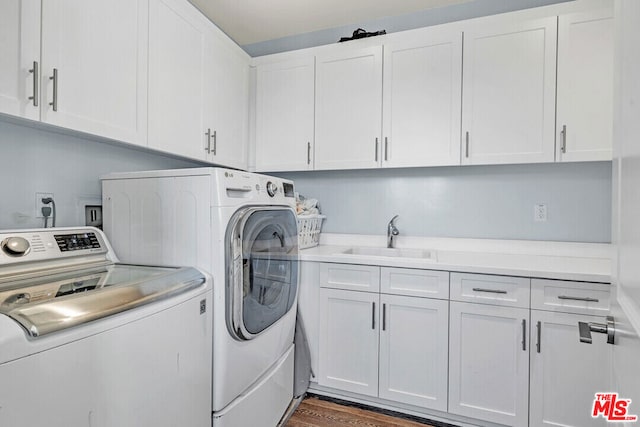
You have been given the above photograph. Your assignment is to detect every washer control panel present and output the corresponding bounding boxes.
[54,232,101,252]
[0,228,108,267]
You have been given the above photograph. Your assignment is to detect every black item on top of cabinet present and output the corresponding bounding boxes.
[338,28,386,42]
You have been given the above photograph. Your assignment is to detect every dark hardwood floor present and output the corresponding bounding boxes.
[285,396,439,427]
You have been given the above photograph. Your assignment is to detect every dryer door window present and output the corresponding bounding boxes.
[226,208,299,340]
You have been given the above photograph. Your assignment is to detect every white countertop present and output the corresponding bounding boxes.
[299,234,612,283]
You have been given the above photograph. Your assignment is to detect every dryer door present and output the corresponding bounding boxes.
[226,207,299,340]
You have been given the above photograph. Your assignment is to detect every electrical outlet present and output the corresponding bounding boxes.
[534,204,547,222]
[35,192,54,218]
[85,205,103,229]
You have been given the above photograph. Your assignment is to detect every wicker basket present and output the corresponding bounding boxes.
[297,214,326,249]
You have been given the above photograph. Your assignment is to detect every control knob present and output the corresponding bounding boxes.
[266,181,278,197]
[1,237,31,257]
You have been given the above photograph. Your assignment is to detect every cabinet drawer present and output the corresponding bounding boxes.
[450,273,530,308]
[531,279,610,315]
[380,267,449,299]
[319,263,380,292]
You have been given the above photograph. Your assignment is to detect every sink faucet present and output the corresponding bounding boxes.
[387,215,400,248]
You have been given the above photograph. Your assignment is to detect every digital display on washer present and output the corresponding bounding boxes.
[283,182,295,198]
[54,233,101,252]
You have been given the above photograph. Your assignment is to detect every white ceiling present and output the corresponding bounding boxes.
[189,0,473,46]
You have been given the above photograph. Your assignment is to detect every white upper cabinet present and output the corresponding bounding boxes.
[255,57,315,172]
[461,17,557,165]
[149,0,249,167]
[556,8,614,162]
[0,0,40,121]
[382,28,462,167]
[40,0,148,146]
[148,0,209,160]
[205,35,250,170]
[315,46,383,170]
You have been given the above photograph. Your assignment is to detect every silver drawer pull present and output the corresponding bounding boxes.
[558,295,599,303]
[371,302,376,330]
[29,60,39,107]
[472,287,507,294]
[49,68,58,111]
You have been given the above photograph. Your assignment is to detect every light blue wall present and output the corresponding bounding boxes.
[243,0,572,56]
[0,119,205,230]
[276,162,612,243]
[0,119,612,242]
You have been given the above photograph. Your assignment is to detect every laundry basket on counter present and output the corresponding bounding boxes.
[297,215,326,249]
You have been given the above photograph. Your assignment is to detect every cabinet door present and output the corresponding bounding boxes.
[461,17,557,165]
[255,57,315,172]
[41,0,148,145]
[0,0,40,121]
[530,311,610,427]
[449,301,529,426]
[556,8,614,162]
[206,35,249,170]
[318,288,379,396]
[382,29,462,168]
[148,0,208,160]
[315,46,382,170]
[379,295,448,411]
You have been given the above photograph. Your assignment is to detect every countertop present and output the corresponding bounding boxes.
[299,234,612,283]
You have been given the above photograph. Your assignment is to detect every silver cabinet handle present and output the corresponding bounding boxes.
[579,315,615,345]
[522,319,527,351]
[560,125,567,154]
[371,302,376,330]
[382,303,386,331]
[307,142,311,165]
[472,287,507,294]
[28,61,39,107]
[49,68,58,111]
[375,138,379,162]
[212,130,217,155]
[384,137,388,161]
[465,131,470,158]
[536,321,541,353]
[204,128,211,153]
[558,295,599,303]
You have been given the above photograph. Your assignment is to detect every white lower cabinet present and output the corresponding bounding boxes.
[307,262,612,427]
[318,288,379,396]
[529,311,610,427]
[317,264,449,411]
[378,294,448,411]
[448,301,530,426]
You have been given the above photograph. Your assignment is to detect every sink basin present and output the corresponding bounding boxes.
[338,246,436,261]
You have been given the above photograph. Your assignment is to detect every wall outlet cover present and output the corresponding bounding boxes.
[85,205,103,229]
[534,204,547,222]
[35,192,54,218]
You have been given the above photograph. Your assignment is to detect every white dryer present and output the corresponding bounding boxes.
[102,168,299,427]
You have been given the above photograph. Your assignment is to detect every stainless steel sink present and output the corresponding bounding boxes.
[337,246,436,261]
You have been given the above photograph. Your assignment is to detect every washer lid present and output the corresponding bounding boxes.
[0,264,206,337]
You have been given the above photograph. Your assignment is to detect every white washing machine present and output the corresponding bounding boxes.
[102,168,299,427]
[0,227,212,427]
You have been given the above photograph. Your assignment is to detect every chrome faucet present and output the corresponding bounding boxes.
[387,215,400,248]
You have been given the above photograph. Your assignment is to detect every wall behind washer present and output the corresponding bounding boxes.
[277,162,612,243]
[0,119,205,230]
